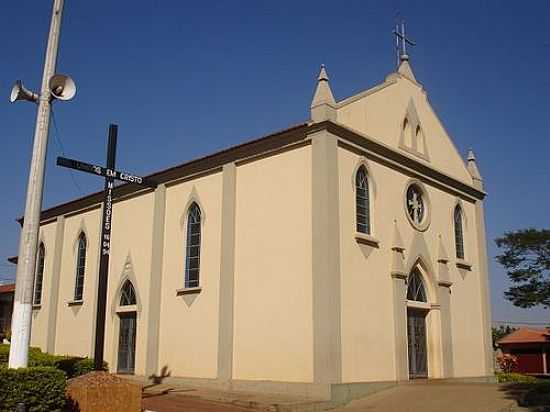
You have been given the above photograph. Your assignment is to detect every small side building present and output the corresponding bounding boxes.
[498,328,550,375]
[0,283,15,341]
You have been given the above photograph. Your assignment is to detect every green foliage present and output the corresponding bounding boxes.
[492,325,517,349]
[496,372,538,383]
[0,344,107,378]
[55,356,107,378]
[0,366,66,412]
[495,228,550,308]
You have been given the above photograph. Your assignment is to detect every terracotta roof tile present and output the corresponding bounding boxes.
[498,327,550,345]
[0,283,15,294]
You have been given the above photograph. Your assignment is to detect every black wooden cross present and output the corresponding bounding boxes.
[57,124,156,370]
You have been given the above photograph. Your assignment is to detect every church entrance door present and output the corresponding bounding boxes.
[117,312,136,374]
[407,308,428,378]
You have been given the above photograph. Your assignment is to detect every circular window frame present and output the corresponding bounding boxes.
[403,179,431,232]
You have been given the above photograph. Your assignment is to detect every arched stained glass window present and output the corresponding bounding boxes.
[74,232,87,301]
[454,205,465,259]
[33,243,45,305]
[407,269,427,302]
[120,280,136,306]
[355,166,370,234]
[185,203,201,288]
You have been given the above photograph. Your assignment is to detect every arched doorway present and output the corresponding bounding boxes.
[406,268,429,378]
[117,280,137,374]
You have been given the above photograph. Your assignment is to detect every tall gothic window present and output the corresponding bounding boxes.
[184,203,201,288]
[120,280,136,306]
[454,205,465,259]
[355,166,370,234]
[74,232,87,301]
[33,243,45,305]
[407,269,427,302]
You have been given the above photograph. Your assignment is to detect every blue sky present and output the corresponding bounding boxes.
[0,1,548,324]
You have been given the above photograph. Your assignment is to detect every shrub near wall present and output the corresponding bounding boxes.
[0,367,66,412]
[0,345,107,378]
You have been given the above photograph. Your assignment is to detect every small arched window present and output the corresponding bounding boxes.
[454,205,465,259]
[407,269,427,302]
[185,203,201,288]
[120,280,136,306]
[74,232,87,301]
[33,243,45,305]
[355,166,370,234]
[403,118,412,147]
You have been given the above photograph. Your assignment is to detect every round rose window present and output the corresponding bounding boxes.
[406,185,425,225]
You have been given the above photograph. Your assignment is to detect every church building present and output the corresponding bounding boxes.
[20,48,494,399]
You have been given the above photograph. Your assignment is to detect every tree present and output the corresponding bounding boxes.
[495,228,550,309]
[492,325,517,349]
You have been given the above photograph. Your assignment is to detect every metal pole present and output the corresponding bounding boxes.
[9,0,65,368]
[94,124,118,370]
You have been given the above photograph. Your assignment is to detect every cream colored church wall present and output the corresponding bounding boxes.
[337,144,487,380]
[449,200,486,377]
[232,146,313,383]
[158,172,223,379]
[54,207,101,357]
[104,192,155,376]
[337,77,472,184]
[30,220,57,351]
[338,148,396,382]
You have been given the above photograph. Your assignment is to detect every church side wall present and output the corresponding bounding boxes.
[104,192,155,376]
[232,146,313,383]
[449,200,486,377]
[158,172,223,379]
[54,207,101,357]
[338,144,487,381]
[29,220,57,351]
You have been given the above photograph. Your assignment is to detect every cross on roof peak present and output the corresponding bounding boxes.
[393,20,416,67]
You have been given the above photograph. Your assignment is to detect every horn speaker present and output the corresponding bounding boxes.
[9,81,39,103]
[49,74,76,101]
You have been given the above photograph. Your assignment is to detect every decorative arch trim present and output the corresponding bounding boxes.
[111,254,143,314]
[180,186,207,230]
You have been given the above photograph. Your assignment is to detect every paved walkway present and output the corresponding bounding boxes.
[139,379,537,412]
[332,382,523,412]
[143,393,254,412]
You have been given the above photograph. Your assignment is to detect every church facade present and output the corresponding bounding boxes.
[22,56,493,399]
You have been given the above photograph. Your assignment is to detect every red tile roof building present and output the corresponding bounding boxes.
[0,282,15,340]
[498,327,550,375]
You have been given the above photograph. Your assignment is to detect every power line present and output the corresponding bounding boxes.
[50,108,84,196]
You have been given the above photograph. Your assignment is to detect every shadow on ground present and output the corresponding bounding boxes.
[498,382,550,411]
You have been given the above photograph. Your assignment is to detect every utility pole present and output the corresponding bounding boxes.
[9,0,66,368]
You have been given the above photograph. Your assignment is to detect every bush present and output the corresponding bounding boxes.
[0,366,66,412]
[0,345,55,367]
[496,372,538,383]
[55,357,107,378]
[0,344,108,378]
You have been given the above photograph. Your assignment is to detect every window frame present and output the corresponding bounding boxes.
[454,205,465,260]
[355,165,371,235]
[407,269,428,303]
[120,280,137,306]
[184,202,202,289]
[33,242,46,306]
[74,232,87,302]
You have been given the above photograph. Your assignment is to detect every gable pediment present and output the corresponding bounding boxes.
[336,75,472,184]
[399,99,429,161]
